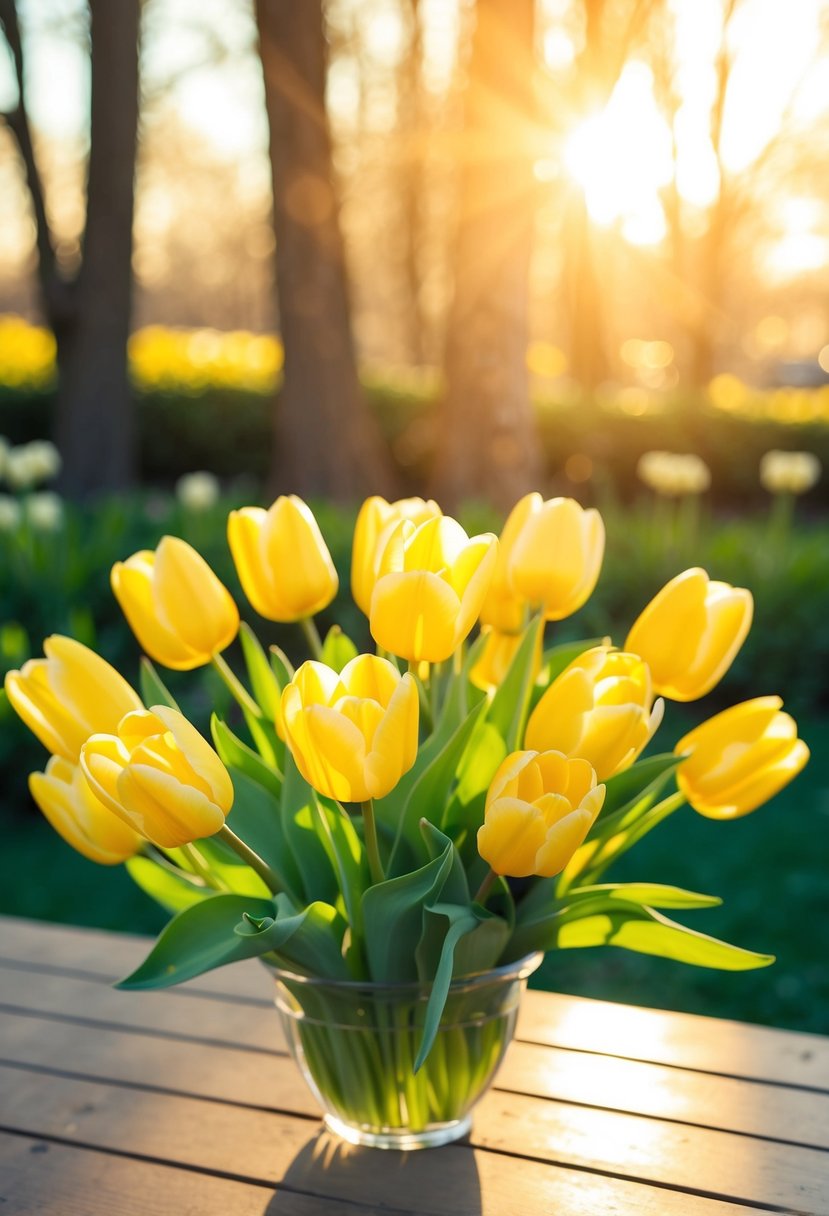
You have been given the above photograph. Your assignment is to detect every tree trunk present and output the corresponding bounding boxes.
[255,0,394,502]
[433,0,541,511]
[55,0,139,498]
[566,192,608,391]
[399,0,425,367]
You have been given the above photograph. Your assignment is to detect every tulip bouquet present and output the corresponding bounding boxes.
[5,492,809,1148]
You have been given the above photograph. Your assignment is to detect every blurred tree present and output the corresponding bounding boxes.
[0,0,139,497]
[433,0,542,509]
[255,0,394,501]
[565,0,655,391]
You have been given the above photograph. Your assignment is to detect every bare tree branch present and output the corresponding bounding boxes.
[0,0,74,325]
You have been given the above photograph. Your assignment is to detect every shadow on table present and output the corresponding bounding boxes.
[264,1126,483,1215]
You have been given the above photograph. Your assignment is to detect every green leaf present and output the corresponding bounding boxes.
[117,893,276,989]
[280,753,340,908]
[414,906,479,1071]
[567,883,722,910]
[242,706,282,769]
[240,621,283,721]
[269,644,295,686]
[139,658,180,711]
[559,790,683,893]
[362,841,455,981]
[126,855,210,913]
[601,753,681,818]
[552,900,775,971]
[419,820,470,904]
[320,625,359,673]
[183,837,272,898]
[487,615,544,750]
[226,765,303,902]
[387,700,487,872]
[235,894,350,978]
[312,793,366,934]
[211,714,282,799]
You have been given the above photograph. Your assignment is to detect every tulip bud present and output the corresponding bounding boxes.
[370,515,498,663]
[525,646,664,781]
[112,536,239,670]
[676,696,809,819]
[81,706,234,849]
[281,655,419,803]
[351,495,440,617]
[228,495,338,623]
[625,568,753,702]
[5,635,143,763]
[507,496,605,622]
[29,756,143,865]
[477,750,605,878]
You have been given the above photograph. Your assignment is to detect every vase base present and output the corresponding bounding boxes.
[323,1112,472,1151]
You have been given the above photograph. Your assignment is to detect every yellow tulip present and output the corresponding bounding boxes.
[5,635,143,763]
[478,494,538,634]
[507,496,605,621]
[676,696,809,819]
[625,568,753,701]
[29,757,143,865]
[228,495,338,622]
[370,515,498,663]
[81,706,234,848]
[351,495,440,616]
[281,655,419,803]
[112,536,239,670]
[470,626,542,694]
[525,646,664,780]
[477,750,605,878]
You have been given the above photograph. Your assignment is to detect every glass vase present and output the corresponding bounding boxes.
[273,952,542,1150]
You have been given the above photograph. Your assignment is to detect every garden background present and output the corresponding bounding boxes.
[0,0,827,1035]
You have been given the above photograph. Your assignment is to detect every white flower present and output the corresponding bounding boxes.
[759,450,821,496]
[6,446,38,491]
[176,471,220,512]
[24,440,62,483]
[0,494,21,532]
[637,451,711,497]
[25,491,64,531]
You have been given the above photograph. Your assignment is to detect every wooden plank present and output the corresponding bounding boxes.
[518,989,829,1090]
[0,964,285,1054]
[4,914,828,1090]
[0,1075,775,1216]
[4,997,829,1152]
[0,1062,827,1212]
[0,1132,381,1216]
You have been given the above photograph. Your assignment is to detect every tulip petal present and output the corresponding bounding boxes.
[228,508,280,619]
[303,705,369,802]
[681,738,809,819]
[261,496,338,620]
[366,672,420,799]
[535,807,597,877]
[119,765,226,847]
[153,536,239,658]
[451,536,499,646]
[370,570,461,663]
[112,557,202,670]
[150,705,234,812]
[477,797,548,877]
[29,759,142,864]
[44,635,143,736]
[339,654,400,705]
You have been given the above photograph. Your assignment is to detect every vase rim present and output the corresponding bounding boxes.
[266,950,543,994]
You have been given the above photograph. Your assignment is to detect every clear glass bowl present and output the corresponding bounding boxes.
[273,952,542,1150]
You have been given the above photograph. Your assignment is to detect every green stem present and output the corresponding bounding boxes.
[474,868,498,906]
[217,824,281,894]
[408,660,433,731]
[211,653,261,719]
[430,661,442,724]
[180,842,225,890]
[360,799,385,886]
[300,615,323,659]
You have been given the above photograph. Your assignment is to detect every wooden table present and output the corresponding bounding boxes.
[0,915,827,1215]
